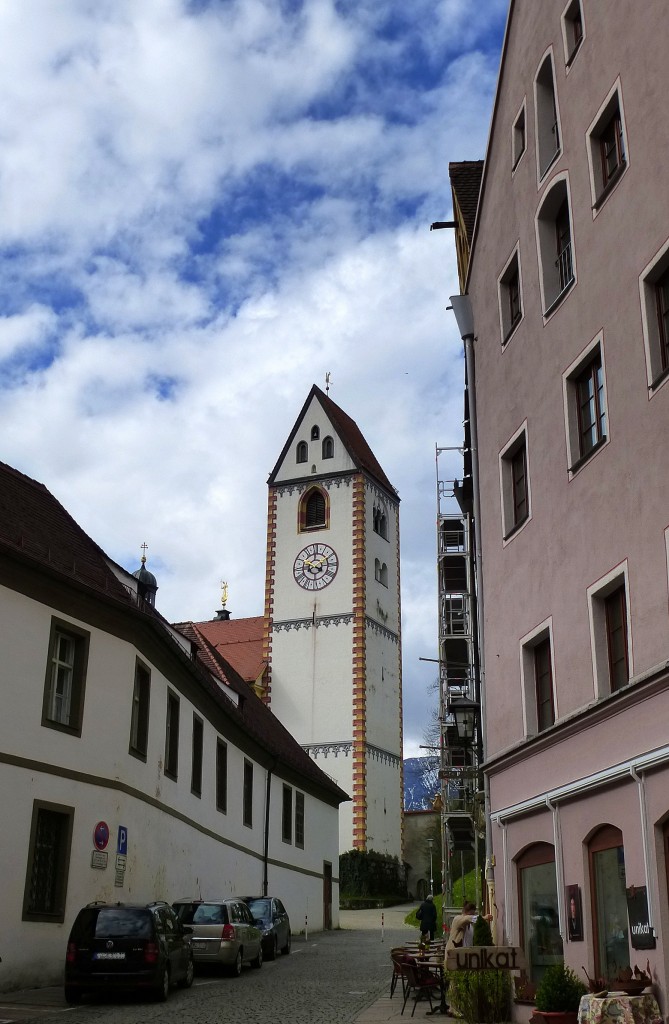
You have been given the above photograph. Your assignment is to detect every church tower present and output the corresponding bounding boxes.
[262,385,403,857]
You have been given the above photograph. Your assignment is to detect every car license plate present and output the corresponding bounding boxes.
[192,941,207,950]
[93,952,126,960]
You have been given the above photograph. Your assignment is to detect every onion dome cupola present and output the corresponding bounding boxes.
[133,543,158,606]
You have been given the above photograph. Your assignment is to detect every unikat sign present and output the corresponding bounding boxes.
[446,946,526,971]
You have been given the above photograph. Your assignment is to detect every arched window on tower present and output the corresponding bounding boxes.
[373,503,388,539]
[296,441,308,464]
[311,425,320,440]
[299,487,328,531]
[380,563,388,587]
[322,436,334,459]
[374,558,381,582]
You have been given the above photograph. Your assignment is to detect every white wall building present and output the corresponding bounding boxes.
[0,460,346,992]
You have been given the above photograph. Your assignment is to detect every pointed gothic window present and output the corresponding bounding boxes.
[322,436,334,459]
[299,487,328,531]
[296,441,308,464]
[373,504,388,540]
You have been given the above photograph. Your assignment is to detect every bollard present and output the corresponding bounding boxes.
[381,911,385,942]
[305,913,308,942]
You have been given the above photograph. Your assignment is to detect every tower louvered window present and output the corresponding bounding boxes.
[305,491,326,527]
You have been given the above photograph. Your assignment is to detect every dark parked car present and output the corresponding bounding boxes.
[243,896,291,960]
[172,898,262,976]
[64,901,194,1003]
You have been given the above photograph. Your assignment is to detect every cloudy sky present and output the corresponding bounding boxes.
[0,0,506,758]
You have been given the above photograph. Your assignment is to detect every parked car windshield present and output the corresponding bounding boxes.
[73,907,153,940]
[246,899,271,919]
[174,902,228,926]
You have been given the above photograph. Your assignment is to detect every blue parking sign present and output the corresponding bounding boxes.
[117,826,128,856]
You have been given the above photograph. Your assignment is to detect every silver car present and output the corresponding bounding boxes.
[172,899,262,976]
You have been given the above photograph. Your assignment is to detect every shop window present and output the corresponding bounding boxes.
[535,51,561,180]
[516,843,563,984]
[22,800,74,923]
[589,825,630,980]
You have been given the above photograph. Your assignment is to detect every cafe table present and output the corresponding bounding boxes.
[578,992,662,1024]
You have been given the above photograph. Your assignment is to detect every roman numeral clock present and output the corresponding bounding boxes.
[293,543,339,591]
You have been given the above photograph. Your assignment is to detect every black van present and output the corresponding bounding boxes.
[64,901,193,1003]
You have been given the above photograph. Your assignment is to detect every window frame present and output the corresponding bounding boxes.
[534,637,556,731]
[22,799,74,923]
[216,738,228,814]
[520,619,556,736]
[191,713,203,798]
[42,618,90,736]
[563,334,609,474]
[536,174,576,317]
[282,784,293,844]
[586,81,628,213]
[516,843,563,982]
[499,423,531,542]
[512,101,527,173]
[587,563,632,699]
[129,659,151,760]
[322,435,334,459]
[562,0,584,67]
[498,244,523,345]
[639,238,669,392]
[243,759,253,828]
[588,825,629,981]
[296,441,308,464]
[164,690,180,782]
[298,485,329,533]
[534,50,562,182]
[373,504,389,540]
[295,791,305,849]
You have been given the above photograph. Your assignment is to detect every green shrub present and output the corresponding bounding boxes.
[447,968,512,1024]
[534,963,587,1013]
[338,849,407,900]
[472,914,493,946]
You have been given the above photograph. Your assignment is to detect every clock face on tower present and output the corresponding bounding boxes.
[293,542,339,590]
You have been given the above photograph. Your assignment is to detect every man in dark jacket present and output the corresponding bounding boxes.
[416,893,437,940]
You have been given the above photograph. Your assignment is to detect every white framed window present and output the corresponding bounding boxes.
[562,0,584,68]
[42,618,90,735]
[512,101,526,172]
[586,79,628,213]
[639,237,669,392]
[587,562,632,699]
[562,332,609,474]
[499,421,531,542]
[535,173,576,316]
[535,50,562,181]
[498,244,523,344]
[520,618,556,736]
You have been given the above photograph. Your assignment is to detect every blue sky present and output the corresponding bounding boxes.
[0,0,507,757]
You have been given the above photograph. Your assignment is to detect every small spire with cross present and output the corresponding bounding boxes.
[325,371,332,395]
[140,541,148,565]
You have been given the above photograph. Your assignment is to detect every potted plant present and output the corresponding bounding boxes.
[533,963,587,1024]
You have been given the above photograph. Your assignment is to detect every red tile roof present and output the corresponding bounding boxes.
[178,615,265,684]
[268,385,398,500]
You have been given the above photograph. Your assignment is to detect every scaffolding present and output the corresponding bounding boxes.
[436,445,481,921]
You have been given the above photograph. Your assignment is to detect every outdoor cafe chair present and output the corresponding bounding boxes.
[390,949,411,998]
[400,958,443,1017]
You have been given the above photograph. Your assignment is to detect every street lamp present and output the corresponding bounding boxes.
[448,695,479,744]
[427,837,435,895]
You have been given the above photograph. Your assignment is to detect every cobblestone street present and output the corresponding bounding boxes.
[0,909,416,1024]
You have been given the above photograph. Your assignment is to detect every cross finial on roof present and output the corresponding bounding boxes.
[325,371,332,395]
[220,580,228,608]
[140,541,148,565]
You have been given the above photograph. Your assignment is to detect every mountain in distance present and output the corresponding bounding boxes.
[403,756,439,811]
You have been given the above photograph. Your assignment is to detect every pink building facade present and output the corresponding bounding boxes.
[450,0,669,1014]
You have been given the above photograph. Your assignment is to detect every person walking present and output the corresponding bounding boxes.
[416,893,438,941]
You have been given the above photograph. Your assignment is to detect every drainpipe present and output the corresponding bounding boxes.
[263,761,277,897]
[449,294,494,923]
[546,796,565,938]
[630,766,655,934]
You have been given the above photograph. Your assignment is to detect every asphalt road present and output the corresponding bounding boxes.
[0,908,417,1024]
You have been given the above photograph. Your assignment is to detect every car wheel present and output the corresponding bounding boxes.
[64,986,82,1004]
[281,932,291,955]
[251,943,263,969]
[228,950,243,977]
[266,936,277,961]
[178,955,194,988]
[155,965,170,1002]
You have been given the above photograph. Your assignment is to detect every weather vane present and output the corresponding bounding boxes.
[220,580,228,608]
[325,371,332,395]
